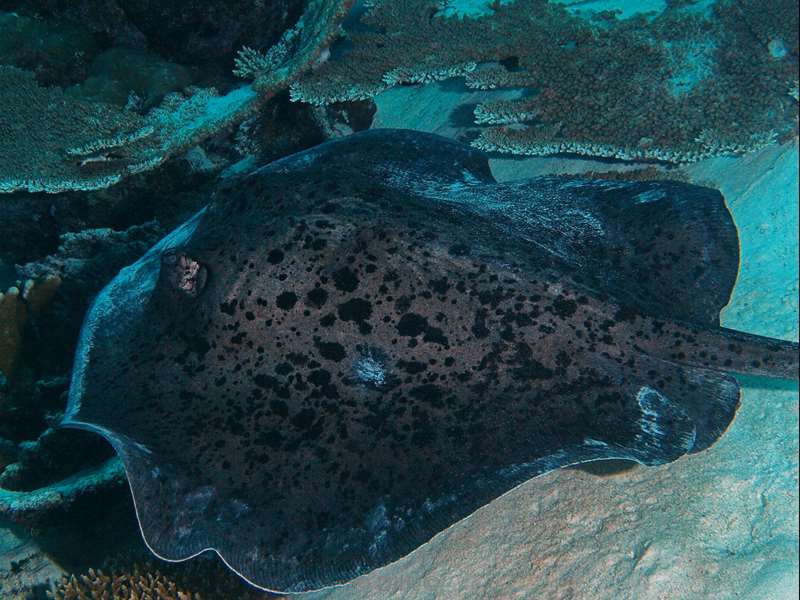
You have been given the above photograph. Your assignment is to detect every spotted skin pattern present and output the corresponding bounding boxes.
[63,131,799,593]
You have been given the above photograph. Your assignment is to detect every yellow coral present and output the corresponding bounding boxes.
[0,277,61,381]
[23,275,62,313]
[49,567,198,600]
[48,561,281,600]
[0,286,26,380]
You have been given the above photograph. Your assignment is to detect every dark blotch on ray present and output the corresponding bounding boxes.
[338,298,373,322]
[552,296,578,318]
[314,338,347,362]
[409,384,445,408]
[397,360,427,374]
[219,299,237,315]
[308,369,332,386]
[333,267,359,292]
[271,399,289,418]
[276,291,298,310]
[306,287,329,308]
[397,313,428,336]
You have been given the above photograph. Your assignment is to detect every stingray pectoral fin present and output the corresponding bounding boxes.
[619,385,697,465]
[261,128,495,186]
[581,180,740,326]
[55,420,219,564]
[478,178,738,326]
[625,353,741,454]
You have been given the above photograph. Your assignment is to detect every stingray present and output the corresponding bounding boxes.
[61,130,799,593]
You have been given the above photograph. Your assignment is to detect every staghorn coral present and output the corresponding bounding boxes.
[1,0,353,194]
[49,561,282,600]
[292,0,799,162]
[50,568,198,600]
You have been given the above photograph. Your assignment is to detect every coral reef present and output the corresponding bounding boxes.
[14,223,164,376]
[233,0,354,96]
[0,224,168,530]
[0,65,146,193]
[0,8,372,595]
[0,2,371,548]
[292,0,799,162]
[0,0,354,193]
[232,92,375,164]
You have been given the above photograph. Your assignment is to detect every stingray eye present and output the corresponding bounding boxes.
[162,249,180,266]
[160,249,208,299]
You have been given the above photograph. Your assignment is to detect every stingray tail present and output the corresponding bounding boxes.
[686,327,799,380]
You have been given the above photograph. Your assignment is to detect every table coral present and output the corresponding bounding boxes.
[292,0,798,162]
[0,0,354,194]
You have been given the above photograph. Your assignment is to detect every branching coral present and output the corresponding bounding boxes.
[0,0,353,194]
[292,0,799,162]
[235,0,355,94]
[49,561,280,600]
[0,66,145,194]
[51,567,192,600]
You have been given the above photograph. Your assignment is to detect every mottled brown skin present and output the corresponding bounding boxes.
[63,131,799,593]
